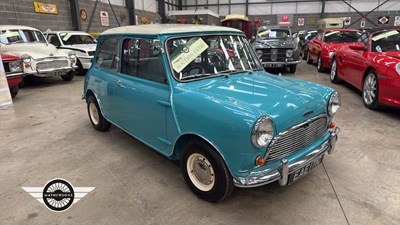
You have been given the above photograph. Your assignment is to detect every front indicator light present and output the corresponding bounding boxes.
[328,122,336,129]
[255,156,266,166]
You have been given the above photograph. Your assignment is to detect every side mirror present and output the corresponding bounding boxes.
[349,43,366,51]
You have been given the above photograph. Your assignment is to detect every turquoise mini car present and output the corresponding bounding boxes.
[83,24,340,202]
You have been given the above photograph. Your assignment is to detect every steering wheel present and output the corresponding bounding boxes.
[182,65,206,77]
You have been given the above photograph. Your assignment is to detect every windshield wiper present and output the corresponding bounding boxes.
[180,73,211,80]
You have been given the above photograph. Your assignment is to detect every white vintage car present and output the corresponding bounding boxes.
[45,31,97,75]
[0,25,77,81]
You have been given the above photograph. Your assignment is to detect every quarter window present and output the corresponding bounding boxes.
[121,38,166,83]
[95,37,120,72]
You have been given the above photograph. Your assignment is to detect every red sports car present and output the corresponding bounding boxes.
[307,29,361,72]
[330,28,400,109]
[1,53,23,97]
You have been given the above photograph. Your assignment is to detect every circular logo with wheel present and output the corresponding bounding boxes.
[42,179,75,212]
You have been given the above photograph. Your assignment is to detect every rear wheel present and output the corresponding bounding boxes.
[181,140,234,202]
[363,71,379,110]
[87,95,111,131]
[330,58,341,84]
[317,54,325,72]
[61,71,75,81]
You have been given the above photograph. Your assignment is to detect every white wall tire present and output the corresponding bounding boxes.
[181,140,234,202]
[87,95,111,131]
[186,153,215,192]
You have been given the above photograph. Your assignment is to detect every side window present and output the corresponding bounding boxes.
[121,38,166,83]
[95,37,120,72]
[358,33,369,46]
[47,34,61,46]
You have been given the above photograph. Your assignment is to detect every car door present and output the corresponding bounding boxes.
[309,32,323,61]
[110,37,171,153]
[341,34,369,87]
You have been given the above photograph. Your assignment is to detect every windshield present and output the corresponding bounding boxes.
[371,30,400,52]
[0,29,46,45]
[324,31,361,43]
[60,33,96,45]
[167,35,263,81]
[257,29,290,39]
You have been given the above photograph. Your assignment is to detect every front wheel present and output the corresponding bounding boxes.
[61,71,75,81]
[10,86,18,98]
[306,51,313,64]
[363,71,379,110]
[181,140,234,202]
[87,95,111,131]
[330,58,341,84]
[289,64,297,73]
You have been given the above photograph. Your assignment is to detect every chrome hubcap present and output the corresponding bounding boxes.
[363,74,377,105]
[330,60,336,80]
[89,103,100,125]
[187,153,215,191]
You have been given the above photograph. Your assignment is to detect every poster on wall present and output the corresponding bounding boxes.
[100,11,109,27]
[0,55,12,107]
[309,18,316,25]
[378,16,389,24]
[33,2,58,15]
[298,18,305,26]
[394,16,400,26]
[360,20,366,28]
[342,17,351,26]
[277,14,293,26]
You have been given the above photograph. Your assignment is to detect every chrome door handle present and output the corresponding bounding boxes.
[115,80,122,86]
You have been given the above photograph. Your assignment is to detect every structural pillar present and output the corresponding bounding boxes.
[125,0,136,25]
[69,0,81,31]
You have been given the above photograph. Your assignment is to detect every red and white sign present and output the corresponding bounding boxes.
[298,18,305,26]
[100,11,109,27]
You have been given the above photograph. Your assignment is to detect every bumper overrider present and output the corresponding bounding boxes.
[233,126,340,188]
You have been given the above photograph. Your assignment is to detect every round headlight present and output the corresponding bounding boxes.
[251,116,275,148]
[9,61,22,72]
[396,62,400,75]
[256,50,263,59]
[328,91,341,116]
[328,51,335,57]
[21,54,32,63]
[286,49,293,57]
[68,51,76,59]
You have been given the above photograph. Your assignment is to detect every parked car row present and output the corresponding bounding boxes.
[303,27,400,109]
[0,25,97,98]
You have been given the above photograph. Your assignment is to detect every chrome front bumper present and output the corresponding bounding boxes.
[262,60,301,68]
[25,66,78,77]
[78,56,94,69]
[233,127,340,188]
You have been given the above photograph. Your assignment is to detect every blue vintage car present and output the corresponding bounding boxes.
[83,24,340,202]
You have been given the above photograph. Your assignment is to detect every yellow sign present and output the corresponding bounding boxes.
[171,37,209,74]
[33,2,58,15]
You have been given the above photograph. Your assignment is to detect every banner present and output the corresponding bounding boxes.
[33,2,58,15]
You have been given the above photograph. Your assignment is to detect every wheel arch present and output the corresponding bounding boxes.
[362,66,378,87]
[171,133,226,164]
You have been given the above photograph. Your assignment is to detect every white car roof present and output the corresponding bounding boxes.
[45,31,92,35]
[0,25,40,31]
[102,24,241,35]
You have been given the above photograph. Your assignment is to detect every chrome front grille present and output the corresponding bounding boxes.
[266,115,328,163]
[36,59,68,70]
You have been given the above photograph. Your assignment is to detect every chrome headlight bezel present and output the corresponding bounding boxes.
[328,91,341,116]
[251,116,275,148]
[396,62,400,75]
[68,51,76,59]
[21,54,32,64]
[286,49,293,57]
[8,60,22,72]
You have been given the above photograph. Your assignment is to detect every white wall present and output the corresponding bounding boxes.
[184,0,400,15]
[134,0,157,13]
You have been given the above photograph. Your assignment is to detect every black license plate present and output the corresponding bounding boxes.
[288,154,324,184]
